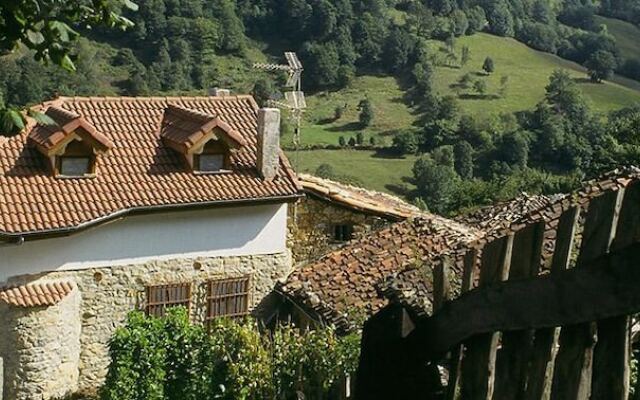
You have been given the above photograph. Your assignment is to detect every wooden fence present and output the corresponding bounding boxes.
[356,178,640,399]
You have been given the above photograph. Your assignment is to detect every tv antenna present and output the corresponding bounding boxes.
[253,52,306,166]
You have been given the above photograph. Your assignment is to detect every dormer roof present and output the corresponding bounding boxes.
[160,104,246,154]
[27,106,113,156]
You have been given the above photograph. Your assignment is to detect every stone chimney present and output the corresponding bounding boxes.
[257,108,280,180]
[208,87,231,97]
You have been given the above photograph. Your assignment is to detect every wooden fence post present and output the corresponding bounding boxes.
[494,222,545,400]
[524,207,579,400]
[552,190,623,400]
[445,249,477,400]
[460,235,513,400]
[591,183,639,400]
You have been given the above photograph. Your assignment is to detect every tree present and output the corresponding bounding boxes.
[358,98,374,127]
[339,136,347,147]
[498,131,529,168]
[585,50,617,83]
[454,141,474,179]
[251,79,274,107]
[0,0,137,71]
[392,130,420,154]
[466,6,487,34]
[348,137,357,146]
[356,131,365,145]
[461,46,471,67]
[334,106,344,120]
[488,2,515,37]
[482,57,495,74]
[412,154,460,214]
[474,79,487,95]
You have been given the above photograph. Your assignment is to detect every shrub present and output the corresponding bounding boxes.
[101,309,361,400]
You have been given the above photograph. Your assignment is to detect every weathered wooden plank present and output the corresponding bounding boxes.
[552,190,621,400]
[460,235,513,400]
[446,249,477,400]
[494,223,545,400]
[445,250,477,400]
[591,186,630,400]
[524,207,579,400]
[433,256,452,312]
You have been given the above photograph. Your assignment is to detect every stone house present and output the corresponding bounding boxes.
[288,173,420,264]
[0,95,301,399]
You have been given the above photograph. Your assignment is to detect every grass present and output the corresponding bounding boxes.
[292,33,640,150]
[595,15,640,62]
[285,149,418,196]
[429,33,640,116]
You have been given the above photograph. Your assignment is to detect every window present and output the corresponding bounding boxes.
[195,139,229,173]
[146,282,191,317]
[56,140,94,177]
[332,224,354,242]
[206,276,250,322]
[59,156,91,176]
[198,153,225,172]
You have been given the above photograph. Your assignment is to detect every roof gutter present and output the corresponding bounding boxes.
[0,193,303,243]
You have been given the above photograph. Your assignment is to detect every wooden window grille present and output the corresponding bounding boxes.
[332,224,354,242]
[206,276,251,322]
[146,282,191,317]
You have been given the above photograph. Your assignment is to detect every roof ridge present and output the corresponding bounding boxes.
[53,94,257,103]
[165,104,216,124]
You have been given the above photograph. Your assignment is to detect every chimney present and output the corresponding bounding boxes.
[209,87,231,97]
[257,108,280,180]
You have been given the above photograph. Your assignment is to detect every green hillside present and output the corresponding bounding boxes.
[595,16,640,61]
[291,33,640,150]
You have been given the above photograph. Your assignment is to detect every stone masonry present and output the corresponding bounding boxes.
[288,197,389,264]
[1,251,291,397]
[0,287,81,400]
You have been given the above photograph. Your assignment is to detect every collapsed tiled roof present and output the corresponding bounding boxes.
[0,96,301,238]
[455,193,559,234]
[0,281,75,307]
[279,214,481,330]
[299,173,421,219]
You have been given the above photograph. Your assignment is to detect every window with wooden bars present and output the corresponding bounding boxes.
[146,282,191,317]
[206,276,251,321]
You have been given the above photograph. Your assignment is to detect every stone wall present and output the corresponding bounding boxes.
[0,287,81,400]
[2,250,291,397]
[288,196,391,264]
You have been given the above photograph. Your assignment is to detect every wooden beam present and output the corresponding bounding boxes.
[524,208,579,400]
[460,235,513,400]
[405,241,640,361]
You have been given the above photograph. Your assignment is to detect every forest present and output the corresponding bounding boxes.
[2,0,640,214]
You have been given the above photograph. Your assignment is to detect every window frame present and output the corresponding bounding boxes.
[55,139,96,178]
[145,282,192,318]
[194,139,231,174]
[57,155,94,177]
[332,223,354,242]
[205,276,251,323]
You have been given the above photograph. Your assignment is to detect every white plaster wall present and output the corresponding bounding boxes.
[1,203,288,283]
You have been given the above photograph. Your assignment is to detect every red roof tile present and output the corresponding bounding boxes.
[0,96,301,237]
[0,281,75,307]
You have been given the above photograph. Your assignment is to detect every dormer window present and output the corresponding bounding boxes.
[57,140,94,177]
[160,105,245,173]
[27,106,113,178]
[195,138,230,173]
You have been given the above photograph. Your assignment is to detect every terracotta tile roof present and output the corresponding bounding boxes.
[28,106,114,154]
[299,173,420,219]
[0,96,301,237]
[160,104,246,153]
[279,214,481,330]
[0,281,75,307]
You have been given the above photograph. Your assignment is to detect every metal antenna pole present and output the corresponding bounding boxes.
[253,52,305,170]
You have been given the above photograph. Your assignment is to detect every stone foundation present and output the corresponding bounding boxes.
[1,251,291,397]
